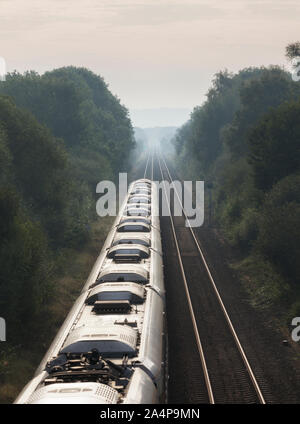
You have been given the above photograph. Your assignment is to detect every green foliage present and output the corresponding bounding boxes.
[0,345,17,384]
[232,255,290,310]
[0,191,53,342]
[174,67,270,172]
[255,174,300,282]
[286,42,300,60]
[0,95,91,247]
[0,125,11,182]
[173,54,300,313]
[175,70,239,170]
[0,67,135,177]
[214,157,262,247]
[0,67,134,350]
[248,100,300,191]
[287,300,300,325]
[224,67,299,157]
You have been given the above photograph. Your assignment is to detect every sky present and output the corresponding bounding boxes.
[0,0,299,126]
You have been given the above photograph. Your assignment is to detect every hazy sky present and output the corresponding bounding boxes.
[1,0,299,118]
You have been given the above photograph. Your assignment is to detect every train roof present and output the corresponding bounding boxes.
[26,382,119,404]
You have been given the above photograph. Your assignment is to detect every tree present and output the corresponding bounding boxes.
[256,174,300,282]
[248,100,300,192]
[224,67,297,157]
[286,42,300,60]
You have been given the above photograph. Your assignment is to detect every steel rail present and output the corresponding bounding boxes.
[151,150,154,181]
[157,154,215,404]
[143,150,150,179]
[159,153,266,404]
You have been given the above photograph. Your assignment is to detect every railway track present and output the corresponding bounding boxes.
[151,151,266,404]
[143,149,154,180]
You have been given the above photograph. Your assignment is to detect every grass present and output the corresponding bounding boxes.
[229,251,300,355]
[231,254,290,310]
[0,215,114,404]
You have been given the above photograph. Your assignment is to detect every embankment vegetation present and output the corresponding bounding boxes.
[172,44,300,320]
[0,67,134,402]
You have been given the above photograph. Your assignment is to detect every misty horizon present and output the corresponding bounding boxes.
[129,107,192,128]
[1,0,299,112]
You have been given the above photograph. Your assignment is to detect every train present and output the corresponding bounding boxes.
[15,178,166,404]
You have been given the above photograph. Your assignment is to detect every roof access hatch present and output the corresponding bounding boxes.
[86,283,145,305]
[61,325,138,358]
[107,244,150,263]
[98,264,148,284]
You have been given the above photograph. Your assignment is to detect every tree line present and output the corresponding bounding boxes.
[173,43,300,317]
[0,67,135,347]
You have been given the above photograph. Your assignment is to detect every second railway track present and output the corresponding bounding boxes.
[154,152,266,404]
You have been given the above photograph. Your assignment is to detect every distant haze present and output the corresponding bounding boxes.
[134,126,177,157]
[130,108,191,128]
[135,126,178,142]
[1,0,299,113]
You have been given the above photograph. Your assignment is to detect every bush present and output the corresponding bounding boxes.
[255,174,300,282]
[233,255,290,310]
[248,100,300,191]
